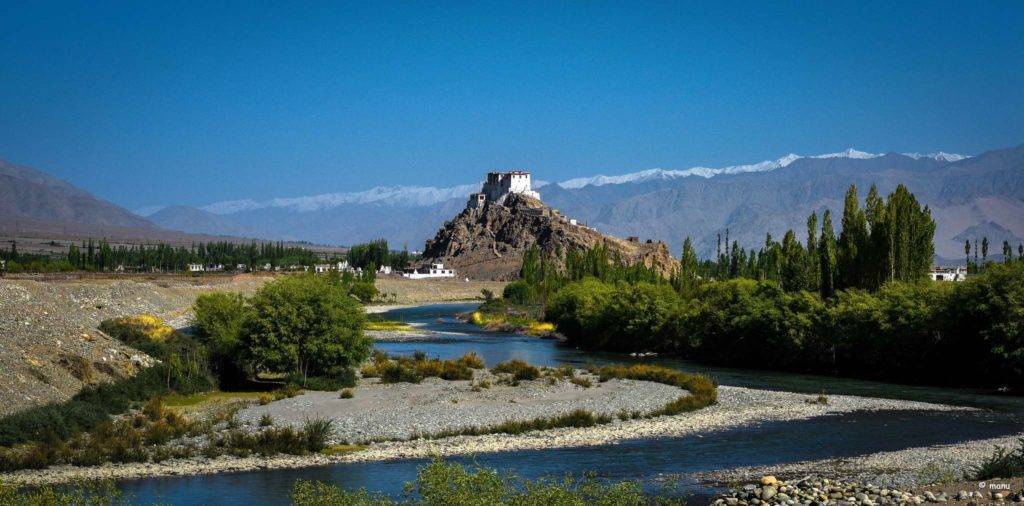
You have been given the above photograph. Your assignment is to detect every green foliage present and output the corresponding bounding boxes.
[378,362,424,384]
[370,352,478,384]
[301,417,335,453]
[547,262,1024,389]
[192,292,248,360]
[244,274,371,383]
[0,480,127,506]
[0,358,211,448]
[1,238,335,273]
[971,438,1024,480]
[491,360,540,381]
[346,239,413,270]
[674,183,936,293]
[290,459,683,506]
[502,280,538,305]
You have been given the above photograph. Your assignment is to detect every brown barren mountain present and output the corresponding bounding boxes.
[421,193,677,280]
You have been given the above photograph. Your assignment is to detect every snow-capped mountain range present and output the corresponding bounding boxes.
[139,149,967,216]
[116,143,1024,260]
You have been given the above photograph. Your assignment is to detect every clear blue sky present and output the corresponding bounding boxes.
[1,1,1022,210]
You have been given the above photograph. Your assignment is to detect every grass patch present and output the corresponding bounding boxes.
[163,391,264,410]
[492,359,540,381]
[0,480,128,505]
[319,443,367,456]
[366,320,415,332]
[570,376,593,388]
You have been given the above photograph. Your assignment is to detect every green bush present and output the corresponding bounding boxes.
[971,438,1024,480]
[455,352,485,369]
[378,362,423,384]
[301,417,334,452]
[492,359,540,381]
[0,363,209,447]
[0,480,127,505]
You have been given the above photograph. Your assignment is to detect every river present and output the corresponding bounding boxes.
[118,302,1024,504]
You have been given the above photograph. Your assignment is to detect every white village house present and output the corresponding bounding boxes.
[929,266,968,282]
[403,263,456,279]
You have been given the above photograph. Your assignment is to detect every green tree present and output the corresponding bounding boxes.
[243,275,370,384]
[864,184,887,288]
[838,185,869,289]
[882,184,935,283]
[805,212,820,292]
[780,230,808,292]
[192,292,249,384]
[819,210,838,298]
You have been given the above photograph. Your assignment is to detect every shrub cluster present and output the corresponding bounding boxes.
[361,352,483,384]
[0,399,195,472]
[547,262,1024,389]
[491,359,540,381]
[0,362,210,448]
[205,417,334,458]
[0,480,127,505]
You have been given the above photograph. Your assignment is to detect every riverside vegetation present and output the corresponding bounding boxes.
[0,459,683,505]
[0,273,369,471]
[0,267,717,474]
[497,184,1024,390]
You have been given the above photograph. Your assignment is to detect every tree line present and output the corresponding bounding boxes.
[345,239,415,270]
[0,239,337,273]
[681,184,938,297]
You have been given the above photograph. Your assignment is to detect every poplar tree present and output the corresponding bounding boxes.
[819,209,838,298]
[805,212,819,292]
[882,184,935,282]
[838,185,868,289]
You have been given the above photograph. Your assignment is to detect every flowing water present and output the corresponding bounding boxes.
[119,303,1024,504]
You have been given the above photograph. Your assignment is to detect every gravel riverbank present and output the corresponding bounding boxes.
[1,385,971,486]
[696,431,1024,491]
[235,372,682,443]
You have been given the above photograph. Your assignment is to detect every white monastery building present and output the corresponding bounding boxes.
[467,171,540,209]
[402,263,456,279]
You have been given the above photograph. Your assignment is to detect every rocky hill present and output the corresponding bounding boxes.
[421,193,677,280]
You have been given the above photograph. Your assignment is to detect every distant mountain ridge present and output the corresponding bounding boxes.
[141,146,1019,260]
[148,148,968,214]
[7,144,1020,263]
[0,159,156,229]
